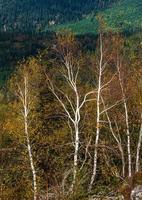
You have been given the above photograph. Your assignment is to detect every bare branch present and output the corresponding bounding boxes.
[100,99,123,115]
[80,137,92,171]
[79,90,96,109]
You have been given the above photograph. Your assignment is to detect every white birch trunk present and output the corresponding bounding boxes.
[25,116,37,200]
[47,58,95,191]
[117,62,132,177]
[89,34,102,192]
[18,77,37,200]
[107,113,125,177]
[124,100,132,177]
[89,35,123,191]
[47,39,96,191]
[72,88,80,189]
[71,125,79,190]
[136,114,142,172]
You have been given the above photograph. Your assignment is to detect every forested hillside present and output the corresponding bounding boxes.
[48,0,142,34]
[0,0,141,85]
[1,0,141,34]
[0,0,116,32]
[0,0,119,85]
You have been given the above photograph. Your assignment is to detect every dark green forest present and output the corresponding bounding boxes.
[0,0,116,32]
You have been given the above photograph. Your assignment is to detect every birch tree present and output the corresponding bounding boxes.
[9,58,42,200]
[17,75,37,200]
[89,34,122,191]
[88,34,103,192]
[134,69,142,172]
[46,32,95,191]
[136,114,142,172]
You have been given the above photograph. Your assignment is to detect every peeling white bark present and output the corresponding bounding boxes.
[136,114,142,172]
[117,61,132,177]
[17,76,37,200]
[89,34,103,192]
[47,52,95,191]
[89,34,122,191]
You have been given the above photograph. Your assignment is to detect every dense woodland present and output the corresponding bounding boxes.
[0,0,117,32]
[1,28,142,200]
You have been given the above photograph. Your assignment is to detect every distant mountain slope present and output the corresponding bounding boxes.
[46,0,142,34]
[0,0,116,33]
[0,0,141,34]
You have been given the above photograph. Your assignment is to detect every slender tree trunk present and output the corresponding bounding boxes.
[109,124,125,177]
[25,119,37,200]
[117,62,132,177]
[102,98,125,177]
[100,97,125,178]
[136,115,142,172]
[71,124,79,190]
[47,38,96,192]
[23,77,37,200]
[89,46,102,192]
[124,100,132,177]
[115,144,125,178]
[89,124,100,192]
[71,87,80,190]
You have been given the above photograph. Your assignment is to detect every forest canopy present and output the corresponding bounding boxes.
[0,0,118,32]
